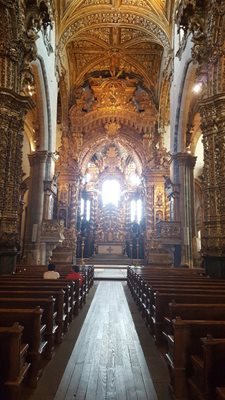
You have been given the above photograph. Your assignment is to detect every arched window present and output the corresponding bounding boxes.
[130,198,142,223]
[80,197,91,222]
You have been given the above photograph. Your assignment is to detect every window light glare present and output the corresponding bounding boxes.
[137,199,142,223]
[80,198,84,216]
[102,179,121,207]
[129,174,141,186]
[192,82,202,94]
[86,173,90,182]
[130,200,136,222]
[86,199,91,221]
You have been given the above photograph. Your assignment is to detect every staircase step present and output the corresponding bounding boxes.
[84,255,143,265]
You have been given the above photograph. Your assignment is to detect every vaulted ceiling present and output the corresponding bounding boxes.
[57,0,173,102]
[56,0,174,172]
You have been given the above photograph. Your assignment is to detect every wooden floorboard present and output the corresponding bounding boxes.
[55,282,158,400]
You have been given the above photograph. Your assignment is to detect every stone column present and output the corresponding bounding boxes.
[200,95,225,276]
[173,153,196,267]
[0,91,32,272]
[23,151,48,264]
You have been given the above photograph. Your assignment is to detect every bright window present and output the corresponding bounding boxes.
[80,198,84,217]
[131,200,136,222]
[102,179,121,207]
[86,199,91,221]
[137,199,142,223]
[130,199,142,223]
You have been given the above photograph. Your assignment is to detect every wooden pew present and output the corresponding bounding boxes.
[0,277,83,320]
[127,269,213,307]
[164,302,225,336]
[15,265,95,291]
[188,336,225,400]
[0,296,56,360]
[0,283,70,331]
[142,282,225,325]
[0,290,64,344]
[165,318,225,400]
[217,387,225,400]
[0,307,47,388]
[153,292,225,345]
[127,266,206,290]
[0,322,30,400]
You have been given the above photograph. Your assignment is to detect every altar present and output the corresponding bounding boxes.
[97,244,123,255]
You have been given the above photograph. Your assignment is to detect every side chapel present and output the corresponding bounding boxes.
[0,0,224,277]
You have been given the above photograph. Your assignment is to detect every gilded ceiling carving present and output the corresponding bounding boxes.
[120,27,155,43]
[66,28,164,97]
[57,1,171,137]
[122,0,149,6]
[88,27,111,44]
[105,121,121,139]
[81,0,112,6]
[70,75,158,136]
[57,0,171,185]
[59,12,170,52]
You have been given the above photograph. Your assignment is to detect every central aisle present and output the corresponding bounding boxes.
[55,282,158,400]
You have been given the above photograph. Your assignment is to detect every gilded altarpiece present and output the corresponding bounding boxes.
[56,69,174,264]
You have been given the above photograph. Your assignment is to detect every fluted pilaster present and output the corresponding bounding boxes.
[173,153,197,267]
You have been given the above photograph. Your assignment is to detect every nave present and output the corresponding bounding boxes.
[28,281,171,400]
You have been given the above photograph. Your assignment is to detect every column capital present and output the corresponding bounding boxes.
[28,150,48,167]
[173,152,197,169]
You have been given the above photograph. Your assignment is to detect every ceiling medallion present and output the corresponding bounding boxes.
[105,121,121,139]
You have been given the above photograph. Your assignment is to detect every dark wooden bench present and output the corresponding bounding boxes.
[0,322,30,400]
[188,336,225,400]
[217,387,225,400]
[15,264,94,290]
[164,302,225,335]
[165,318,225,400]
[127,266,206,290]
[153,292,225,345]
[0,296,57,359]
[0,282,71,331]
[0,290,65,344]
[141,282,225,325]
[127,269,212,308]
[2,274,89,314]
[0,307,47,388]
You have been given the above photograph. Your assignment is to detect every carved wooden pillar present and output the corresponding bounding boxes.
[0,1,36,272]
[173,153,197,267]
[200,95,225,276]
[0,92,32,271]
[56,165,80,263]
[144,173,154,262]
[191,0,225,276]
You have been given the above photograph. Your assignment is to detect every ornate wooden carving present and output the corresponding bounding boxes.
[0,90,32,249]
[200,94,225,255]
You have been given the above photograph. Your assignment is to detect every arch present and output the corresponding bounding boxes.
[31,56,52,151]
[173,60,198,153]
[79,135,144,177]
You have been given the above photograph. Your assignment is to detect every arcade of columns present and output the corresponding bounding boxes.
[0,0,224,276]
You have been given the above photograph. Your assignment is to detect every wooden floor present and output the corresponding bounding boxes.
[28,281,171,400]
